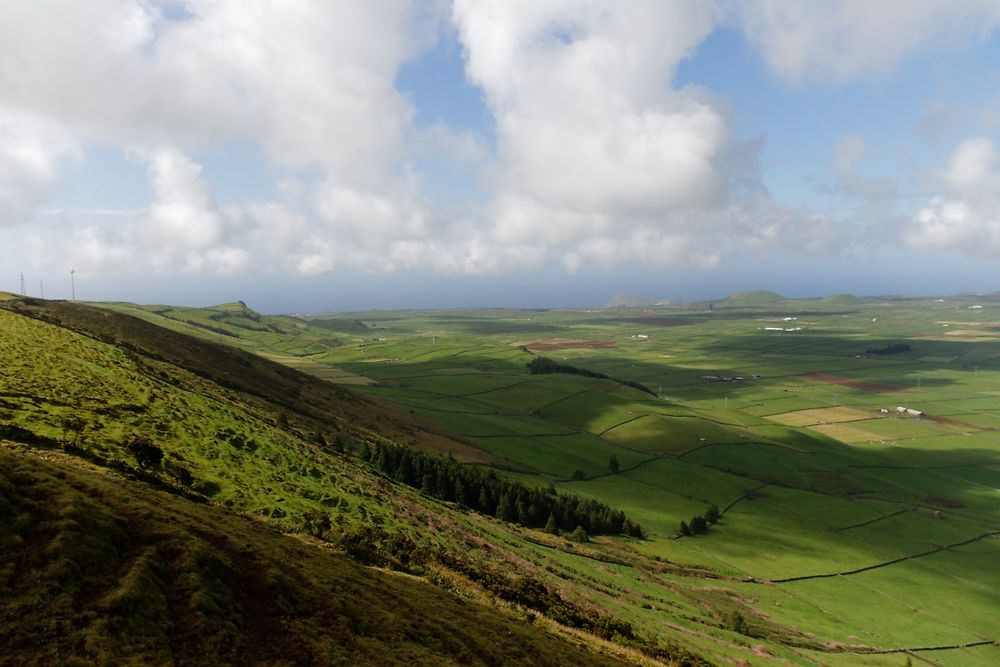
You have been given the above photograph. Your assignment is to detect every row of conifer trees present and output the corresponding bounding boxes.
[364,441,644,538]
[526,356,656,396]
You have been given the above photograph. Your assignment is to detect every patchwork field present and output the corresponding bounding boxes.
[766,405,881,426]
[89,293,1000,665]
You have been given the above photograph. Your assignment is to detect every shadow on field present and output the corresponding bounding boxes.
[338,312,1000,646]
[357,350,1000,522]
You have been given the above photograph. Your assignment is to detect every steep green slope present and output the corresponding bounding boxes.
[1,297,711,666]
[95,300,374,386]
[0,443,625,667]
[60,296,1000,665]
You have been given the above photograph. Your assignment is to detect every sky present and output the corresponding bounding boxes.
[3,0,1000,312]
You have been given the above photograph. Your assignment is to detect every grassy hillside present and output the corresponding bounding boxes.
[9,293,1000,665]
[0,296,711,666]
[817,293,866,306]
[96,300,374,386]
[715,291,787,308]
[0,443,625,667]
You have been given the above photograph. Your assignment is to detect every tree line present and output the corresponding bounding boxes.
[678,504,720,537]
[527,356,656,396]
[864,342,911,355]
[364,441,644,538]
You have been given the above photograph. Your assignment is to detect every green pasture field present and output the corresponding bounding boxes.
[293,296,1000,661]
[74,294,1000,664]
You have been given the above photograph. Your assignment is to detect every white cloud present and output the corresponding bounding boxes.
[450,0,727,253]
[829,134,899,219]
[26,148,252,275]
[147,0,417,181]
[9,0,980,283]
[133,147,224,252]
[0,111,80,224]
[734,1,1000,85]
[6,1,440,275]
[313,181,432,242]
[412,123,488,164]
[0,0,419,201]
[910,137,1000,254]
[449,1,842,270]
[453,0,726,232]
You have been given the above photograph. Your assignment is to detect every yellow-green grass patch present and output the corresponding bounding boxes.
[809,422,888,443]
[767,405,881,427]
[601,414,746,455]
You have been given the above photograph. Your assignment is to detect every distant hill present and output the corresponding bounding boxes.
[716,290,787,308]
[607,292,653,307]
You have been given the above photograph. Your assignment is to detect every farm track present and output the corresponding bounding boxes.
[770,530,1000,583]
[533,389,594,413]
[597,413,651,436]
[835,506,916,531]
[362,380,533,415]
[676,440,810,458]
[596,411,745,438]
[454,379,540,398]
[719,482,771,517]
[851,494,999,527]
[556,452,670,483]
[396,345,492,363]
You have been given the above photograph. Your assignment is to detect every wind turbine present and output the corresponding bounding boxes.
[70,268,76,301]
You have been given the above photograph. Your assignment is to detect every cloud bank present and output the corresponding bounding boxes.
[910,138,1000,254]
[734,0,1000,85]
[1,0,998,282]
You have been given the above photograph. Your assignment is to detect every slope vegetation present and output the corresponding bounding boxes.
[0,296,693,666]
[0,444,623,667]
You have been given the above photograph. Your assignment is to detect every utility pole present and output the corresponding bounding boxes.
[70,268,76,301]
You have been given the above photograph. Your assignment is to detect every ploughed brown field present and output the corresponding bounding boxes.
[803,373,908,393]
